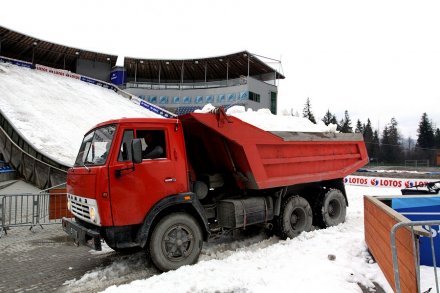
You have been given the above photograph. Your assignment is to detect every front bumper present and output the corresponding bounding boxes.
[62,217,102,251]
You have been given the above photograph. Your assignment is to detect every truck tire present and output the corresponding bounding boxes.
[149,213,203,272]
[314,189,346,228]
[275,196,313,240]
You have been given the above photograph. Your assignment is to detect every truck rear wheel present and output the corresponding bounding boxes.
[149,213,203,272]
[276,196,313,240]
[314,189,346,228]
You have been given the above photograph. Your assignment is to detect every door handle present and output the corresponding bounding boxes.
[164,178,176,183]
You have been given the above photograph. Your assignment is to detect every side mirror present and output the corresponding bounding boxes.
[131,139,143,164]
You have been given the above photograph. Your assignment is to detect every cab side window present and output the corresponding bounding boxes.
[136,130,166,159]
[118,130,134,161]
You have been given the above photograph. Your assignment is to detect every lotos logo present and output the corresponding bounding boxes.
[405,181,414,188]
[405,180,428,188]
[347,177,368,185]
[371,179,379,186]
[344,178,348,183]
[378,179,402,187]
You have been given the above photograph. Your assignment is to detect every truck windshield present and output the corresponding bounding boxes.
[74,125,116,167]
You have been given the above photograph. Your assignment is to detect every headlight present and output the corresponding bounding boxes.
[90,207,96,222]
[67,200,71,211]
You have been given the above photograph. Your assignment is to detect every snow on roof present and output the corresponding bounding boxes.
[0,62,160,165]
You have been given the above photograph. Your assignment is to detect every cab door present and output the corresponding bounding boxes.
[108,123,188,226]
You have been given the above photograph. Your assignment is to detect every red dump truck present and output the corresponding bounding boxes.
[62,110,368,271]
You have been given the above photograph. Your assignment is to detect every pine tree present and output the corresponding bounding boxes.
[302,97,316,124]
[435,128,440,148]
[363,119,373,142]
[330,115,338,126]
[339,110,353,133]
[388,118,400,145]
[363,119,374,158]
[381,125,390,162]
[355,119,363,133]
[371,130,380,162]
[322,110,334,126]
[416,113,435,148]
[381,118,402,163]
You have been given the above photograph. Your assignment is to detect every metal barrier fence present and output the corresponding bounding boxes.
[391,220,440,293]
[0,186,71,237]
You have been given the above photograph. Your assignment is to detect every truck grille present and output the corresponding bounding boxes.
[67,193,100,225]
[70,201,90,220]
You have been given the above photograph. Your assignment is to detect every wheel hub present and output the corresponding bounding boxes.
[290,208,306,230]
[328,199,341,218]
[162,225,193,261]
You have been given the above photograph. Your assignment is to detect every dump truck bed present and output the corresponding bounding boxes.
[180,112,368,190]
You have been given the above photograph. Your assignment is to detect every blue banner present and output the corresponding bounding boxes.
[0,56,33,68]
[80,76,98,85]
[139,101,174,118]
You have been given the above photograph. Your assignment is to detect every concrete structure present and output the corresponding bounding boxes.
[123,52,284,114]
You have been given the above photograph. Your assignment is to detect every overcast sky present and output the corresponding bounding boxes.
[2,0,440,138]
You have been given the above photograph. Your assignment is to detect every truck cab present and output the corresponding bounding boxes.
[63,118,206,264]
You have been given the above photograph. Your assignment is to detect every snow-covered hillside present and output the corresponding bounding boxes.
[0,62,160,165]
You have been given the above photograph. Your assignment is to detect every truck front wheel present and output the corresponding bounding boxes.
[314,189,346,228]
[276,196,313,240]
[149,213,203,272]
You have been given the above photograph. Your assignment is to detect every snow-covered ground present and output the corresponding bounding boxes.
[61,185,438,293]
[0,62,161,165]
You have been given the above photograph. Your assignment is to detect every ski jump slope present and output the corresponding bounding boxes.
[0,61,162,167]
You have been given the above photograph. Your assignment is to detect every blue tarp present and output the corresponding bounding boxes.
[392,197,440,266]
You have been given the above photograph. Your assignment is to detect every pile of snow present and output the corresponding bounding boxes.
[0,62,161,165]
[196,104,338,132]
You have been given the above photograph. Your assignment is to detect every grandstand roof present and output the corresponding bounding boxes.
[0,26,118,71]
[124,51,285,82]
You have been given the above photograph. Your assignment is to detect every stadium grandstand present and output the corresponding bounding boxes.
[0,25,285,115]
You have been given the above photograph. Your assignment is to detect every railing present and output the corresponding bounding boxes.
[0,108,68,189]
[126,76,248,90]
[391,220,440,293]
[365,195,440,293]
[0,184,71,237]
[405,160,430,168]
